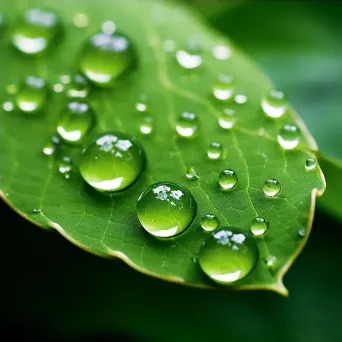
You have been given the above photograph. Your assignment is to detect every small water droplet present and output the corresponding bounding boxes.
[234,94,247,104]
[212,74,236,101]
[265,256,277,269]
[199,227,259,284]
[72,13,89,28]
[80,132,145,192]
[212,44,231,60]
[12,8,60,54]
[43,135,60,155]
[163,39,175,52]
[298,229,306,238]
[135,95,149,113]
[58,156,72,176]
[101,21,116,34]
[140,117,153,135]
[207,142,223,160]
[261,89,288,118]
[175,40,202,69]
[185,167,199,180]
[305,157,316,171]
[263,178,281,197]
[218,108,236,129]
[32,208,40,214]
[250,217,269,236]
[2,101,14,112]
[277,124,300,150]
[6,84,18,94]
[200,214,220,232]
[60,75,71,84]
[176,112,199,138]
[219,169,238,190]
[52,83,64,93]
[15,76,48,114]
[67,74,90,98]
[137,182,196,238]
[80,31,137,87]
[57,101,95,144]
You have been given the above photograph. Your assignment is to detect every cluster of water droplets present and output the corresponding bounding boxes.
[1,8,318,287]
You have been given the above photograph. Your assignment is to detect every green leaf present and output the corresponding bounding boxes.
[0,0,325,294]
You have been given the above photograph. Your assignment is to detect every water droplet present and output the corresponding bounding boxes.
[163,39,175,52]
[265,256,277,269]
[277,124,300,150]
[32,208,40,214]
[60,75,71,84]
[101,21,116,34]
[72,13,88,28]
[234,94,247,104]
[212,44,231,60]
[80,31,137,87]
[175,112,199,138]
[298,229,306,238]
[250,217,269,236]
[58,156,72,177]
[136,182,196,237]
[57,101,95,144]
[67,74,90,98]
[219,169,238,190]
[212,74,236,101]
[261,89,288,118]
[52,83,64,93]
[263,178,281,197]
[15,76,48,114]
[207,142,223,160]
[2,101,14,112]
[135,95,149,113]
[80,132,145,192]
[140,117,153,135]
[200,214,220,232]
[185,167,199,180]
[11,8,60,54]
[218,108,236,129]
[43,135,60,155]
[6,84,18,94]
[175,41,202,69]
[199,227,258,284]
[305,157,316,171]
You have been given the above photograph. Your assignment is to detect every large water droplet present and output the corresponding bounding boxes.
[185,167,199,180]
[57,101,95,144]
[263,178,281,197]
[200,214,220,232]
[11,8,60,54]
[139,116,153,135]
[42,135,60,155]
[175,40,202,69]
[175,112,199,138]
[277,124,300,150]
[199,227,259,284]
[67,74,90,98]
[219,169,238,190]
[261,89,288,118]
[212,74,236,101]
[137,182,196,237]
[218,108,236,129]
[212,44,231,60]
[79,132,145,192]
[207,142,223,160]
[80,31,137,87]
[15,76,48,114]
[305,157,316,171]
[250,217,269,236]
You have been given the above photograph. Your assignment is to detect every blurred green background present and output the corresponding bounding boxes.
[1,1,341,341]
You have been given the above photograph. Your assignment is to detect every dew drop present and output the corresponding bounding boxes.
[200,214,220,232]
[305,157,316,171]
[185,167,199,180]
[234,94,247,104]
[261,89,288,118]
[139,117,153,135]
[207,142,223,160]
[175,112,199,138]
[80,132,145,192]
[52,83,64,93]
[219,169,238,190]
[80,31,137,87]
[277,124,300,150]
[136,182,196,238]
[263,178,281,197]
[60,75,71,84]
[15,76,48,114]
[2,101,14,112]
[67,74,90,98]
[212,44,231,60]
[212,74,236,101]
[42,135,60,155]
[135,95,149,113]
[250,217,269,236]
[11,8,60,54]
[298,229,306,238]
[101,21,116,34]
[265,256,277,269]
[199,227,258,284]
[32,208,40,214]
[57,101,95,144]
[175,40,202,69]
[218,108,236,129]
[72,13,88,28]
[6,84,18,95]
[58,156,72,177]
